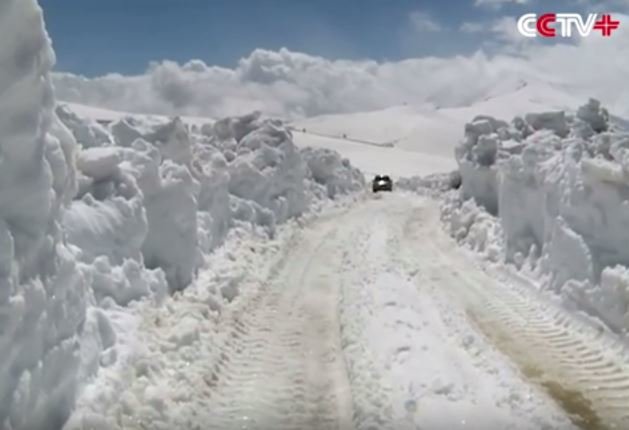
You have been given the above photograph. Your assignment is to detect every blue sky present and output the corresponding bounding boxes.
[39,0,608,76]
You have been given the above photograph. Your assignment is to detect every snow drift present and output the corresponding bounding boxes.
[447,98,629,335]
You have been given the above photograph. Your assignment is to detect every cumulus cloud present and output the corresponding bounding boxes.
[52,17,629,119]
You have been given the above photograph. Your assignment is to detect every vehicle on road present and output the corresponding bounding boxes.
[372,174,393,192]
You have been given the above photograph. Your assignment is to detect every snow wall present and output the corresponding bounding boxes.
[446,98,629,335]
[0,2,365,428]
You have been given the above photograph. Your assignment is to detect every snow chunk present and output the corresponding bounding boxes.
[524,111,569,137]
[111,116,193,165]
[577,98,609,133]
[212,111,262,142]
[167,316,200,348]
[581,157,628,185]
[56,104,112,148]
[63,194,147,264]
[77,147,124,181]
[142,161,198,291]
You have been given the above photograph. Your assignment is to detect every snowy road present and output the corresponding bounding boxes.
[75,194,629,430]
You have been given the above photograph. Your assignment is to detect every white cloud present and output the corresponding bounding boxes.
[577,0,629,11]
[460,21,485,33]
[490,16,523,43]
[475,0,529,9]
[409,11,442,32]
[52,15,629,120]
[461,16,537,43]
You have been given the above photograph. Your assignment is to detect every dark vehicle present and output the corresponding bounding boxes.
[372,175,393,192]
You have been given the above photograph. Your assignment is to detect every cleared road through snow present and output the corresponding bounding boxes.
[89,194,629,430]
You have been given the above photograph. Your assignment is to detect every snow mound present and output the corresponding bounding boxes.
[301,147,365,199]
[227,119,309,225]
[448,98,629,334]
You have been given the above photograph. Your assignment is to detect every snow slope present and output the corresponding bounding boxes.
[62,102,215,129]
[293,131,456,178]
[293,82,581,155]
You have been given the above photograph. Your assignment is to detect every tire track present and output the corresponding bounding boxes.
[400,199,629,430]
[198,214,355,430]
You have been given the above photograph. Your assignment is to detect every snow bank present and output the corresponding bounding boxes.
[57,109,364,428]
[227,119,309,225]
[396,171,461,196]
[0,4,365,426]
[448,98,629,334]
[301,147,365,199]
[0,1,85,428]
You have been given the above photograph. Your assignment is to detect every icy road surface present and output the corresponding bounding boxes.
[74,194,629,430]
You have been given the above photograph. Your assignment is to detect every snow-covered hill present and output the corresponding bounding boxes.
[292,81,583,160]
[292,131,456,178]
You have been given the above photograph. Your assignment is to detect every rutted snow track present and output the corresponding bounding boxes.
[71,194,629,430]
[200,220,355,430]
[399,198,629,430]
